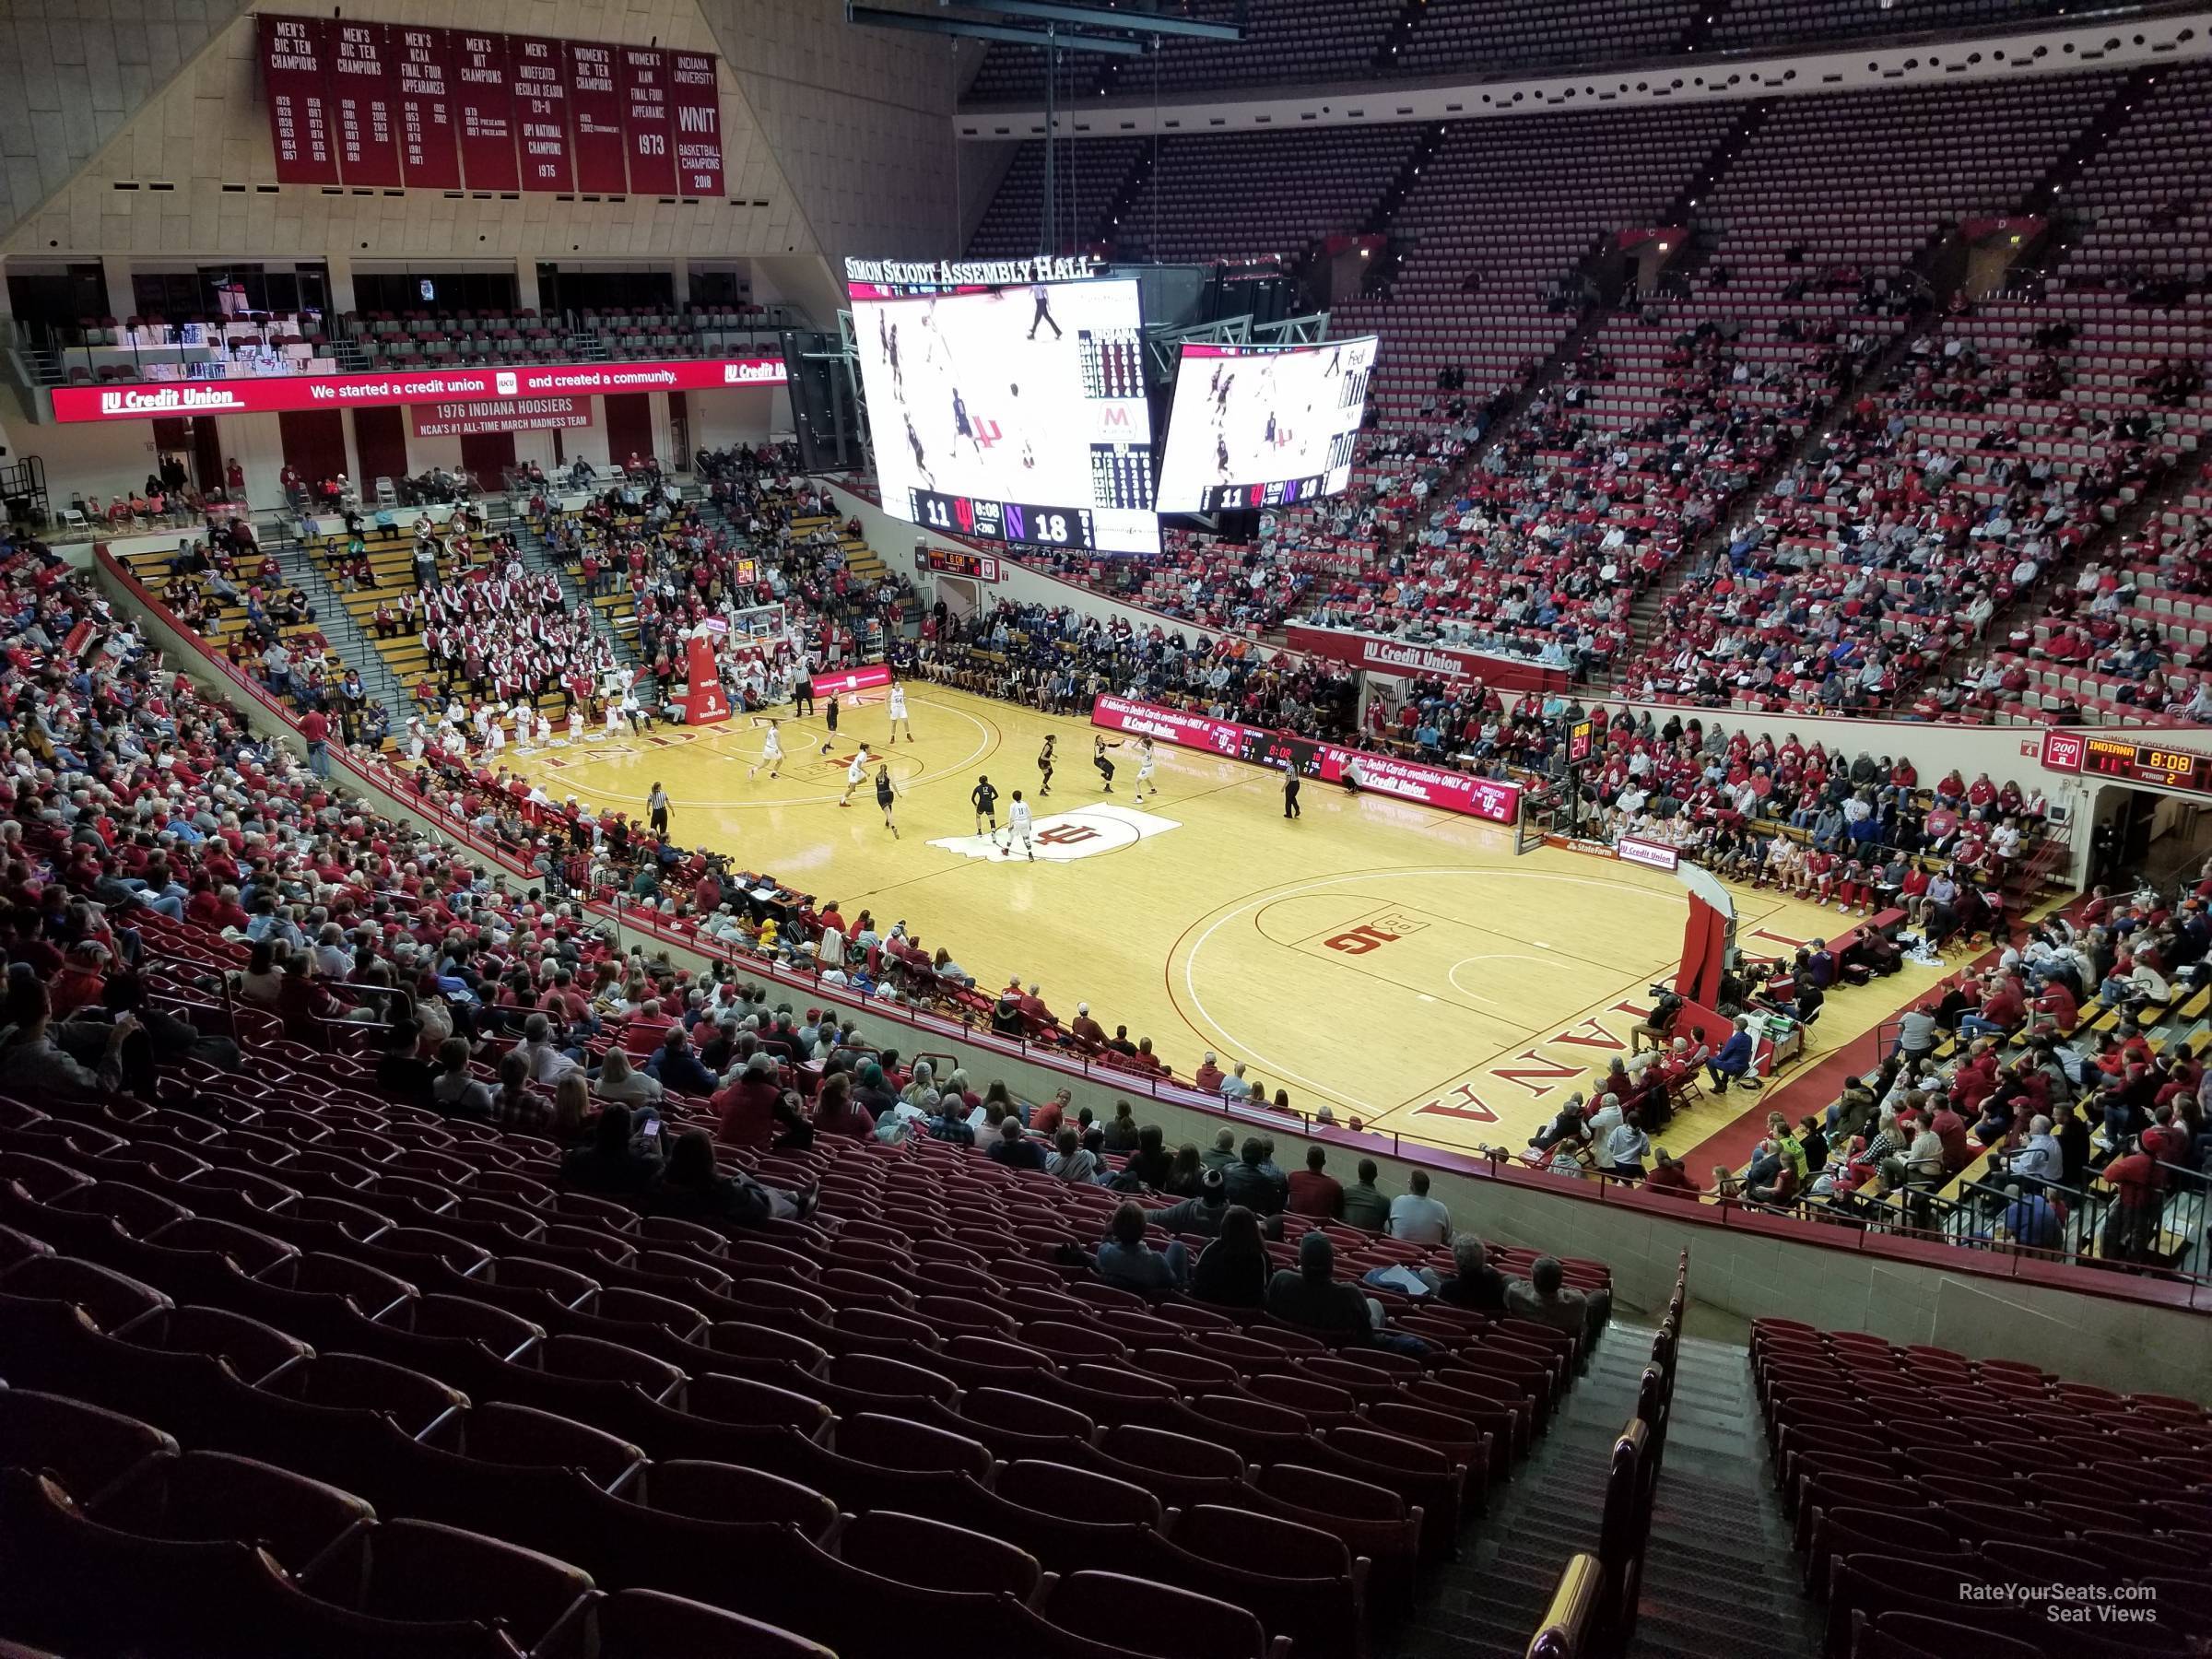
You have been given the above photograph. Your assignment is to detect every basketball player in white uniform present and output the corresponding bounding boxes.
[1133,736,1158,805]
[749,719,785,781]
[888,681,912,743]
[1004,789,1036,861]
[839,745,870,807]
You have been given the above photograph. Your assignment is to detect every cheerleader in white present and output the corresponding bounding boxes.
[565,707,583,747]
[1133,736,1158,805]
[888,682,912,743]
[403,720,428,764]
[485,709,506,760]
[602,699,625,740]
[535,711,554,750]
[749,720,785,781]
[1003,789,1036,861]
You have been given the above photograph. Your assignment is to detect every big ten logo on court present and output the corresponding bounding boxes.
[1324,912,1429,955]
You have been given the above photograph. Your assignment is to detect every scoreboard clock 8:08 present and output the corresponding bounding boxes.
[2082,735,2212,794]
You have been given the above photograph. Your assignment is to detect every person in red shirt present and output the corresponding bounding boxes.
[1642,1150,1702,1197]
[1285,1147,1344,1218]
[2033,978,2079,1034]
[2101,1139,2165,1261]
[299,707,331,779]
[713,1052,789,1150]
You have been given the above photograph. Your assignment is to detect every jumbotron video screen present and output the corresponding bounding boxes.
[849,276,1159,556]
[1154,336,1378,513]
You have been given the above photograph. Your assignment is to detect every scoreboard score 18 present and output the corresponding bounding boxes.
[2082,735,2212,794]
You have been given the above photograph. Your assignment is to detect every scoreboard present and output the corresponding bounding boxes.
[924,547,1001,582]
[2080,735,2212,795]
[911,488,1094,552]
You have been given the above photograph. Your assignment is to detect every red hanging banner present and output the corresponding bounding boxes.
[511,35,573,193]
[564,41,629,194]
[329,21,404,187]
[618,46,677,196]
[454,30,520,192]
[260,16,340,185]
[394,26,462,190]
[669,52,724,200]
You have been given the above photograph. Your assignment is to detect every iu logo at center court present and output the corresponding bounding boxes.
[927,803,1178,864]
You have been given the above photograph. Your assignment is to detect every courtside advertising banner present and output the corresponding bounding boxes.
[52,357,786,422]
[1090,696,1521,826]
[811,663,894,700]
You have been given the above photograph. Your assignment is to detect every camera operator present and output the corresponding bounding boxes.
[1629,983,1684,1055]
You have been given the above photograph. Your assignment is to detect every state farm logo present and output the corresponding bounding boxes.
[97,384,245,415]
[495,371,520,396]
[724,360,783,384]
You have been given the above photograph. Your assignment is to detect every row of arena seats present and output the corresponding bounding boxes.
[959,0,2076,105]
[1752,1318,2212,1659]
[0,1022,1614,1658]
[962,66,2210,724]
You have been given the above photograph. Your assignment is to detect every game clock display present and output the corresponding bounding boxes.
[911,488,1094,551]
[2082,735,2212,794]
[1246,731,1327,777]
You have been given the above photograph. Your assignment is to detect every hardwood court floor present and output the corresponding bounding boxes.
[509,683,1945,1153]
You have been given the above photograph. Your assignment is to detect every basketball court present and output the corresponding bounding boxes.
[504,683,1945,1153]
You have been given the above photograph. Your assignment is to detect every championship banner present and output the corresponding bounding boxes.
[811,663,894,700]
[512,35,574,192]
[394,27,462,189]
[670,52,724,198]
[330,21,405,187]
[52,356,787,422]
[1090,695,1522,827]
[259,18,724,196]
[260,15,340,185]
[564,41,629,194]
[618,46,678,196]
[410,395,591,438]
[680,633,732,725]
[454,29,520,192]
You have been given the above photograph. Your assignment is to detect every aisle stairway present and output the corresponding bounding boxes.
[1393,1323,1670,1659]
[1630,1334,1821,1659]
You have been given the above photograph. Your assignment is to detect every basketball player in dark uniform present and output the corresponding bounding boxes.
[971,774,1000,835]
[1093,735,1119,793]
[953,390,981,457]
[1038,733,1056,797]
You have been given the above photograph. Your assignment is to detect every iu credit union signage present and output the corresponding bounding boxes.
[49,356,788,423]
